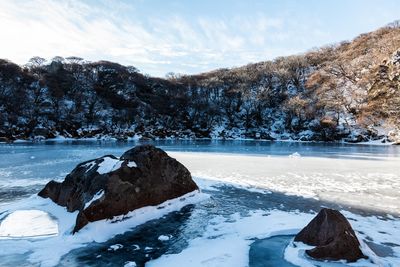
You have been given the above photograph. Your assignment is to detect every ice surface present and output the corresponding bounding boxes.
[146,151,400,266]
[1,142,399,266]
[169,152,400,214]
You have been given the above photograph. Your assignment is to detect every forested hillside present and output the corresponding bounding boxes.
[1,22,399,143]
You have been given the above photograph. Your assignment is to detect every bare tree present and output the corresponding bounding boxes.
[28,56,46,67]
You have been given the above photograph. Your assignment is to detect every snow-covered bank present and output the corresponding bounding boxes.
[0,190,207,266]
[170,152,400,215]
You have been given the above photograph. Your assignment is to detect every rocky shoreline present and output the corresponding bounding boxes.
[1,127,399,145]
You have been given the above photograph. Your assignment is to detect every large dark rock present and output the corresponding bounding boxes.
[294,208,366,262]
[38,145,199,233]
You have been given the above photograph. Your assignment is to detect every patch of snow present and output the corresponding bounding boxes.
[97,157,119,174]
[13,139,30,143]
[158,235,171,241]
[33,136,46,141]
[284,241,315,267]
[96,157,125,174]
[357,138,393,146]
[124,261,137,267]
[127,134,142,141]
[48,136,67,141]
[111,160,123,171]
[83,160,97,173]
[289,152,301,158]
[127,161,137,168]
[0,210,58,238]
[84,190,104,209]
[298,130,314,138]
[108,244,123,251]
[211,124,227,138]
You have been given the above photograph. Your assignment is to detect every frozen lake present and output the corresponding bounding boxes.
[0,140,399,266]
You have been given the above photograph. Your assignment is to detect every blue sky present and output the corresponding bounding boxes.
[0,0,399,76]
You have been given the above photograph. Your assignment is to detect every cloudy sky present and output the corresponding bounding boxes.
[1,0,399,77]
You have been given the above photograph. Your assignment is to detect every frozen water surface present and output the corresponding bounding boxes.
[170,151,400,214]
[0,140,399,266]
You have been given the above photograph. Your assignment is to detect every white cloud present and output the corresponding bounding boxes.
[0,0,312,76]
[2,0,391,77]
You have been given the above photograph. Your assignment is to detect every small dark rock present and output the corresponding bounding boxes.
[0,137,10,143]
[344,133,369,143]
[294,208,366,262]
[32,127,49,137]
[38,145,199,233]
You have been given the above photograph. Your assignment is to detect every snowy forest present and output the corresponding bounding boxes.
[1,22,399,143]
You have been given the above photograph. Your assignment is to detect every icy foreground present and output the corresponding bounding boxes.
[2,187,399,267]
[0,144,399,266]
[0,191,207,266]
